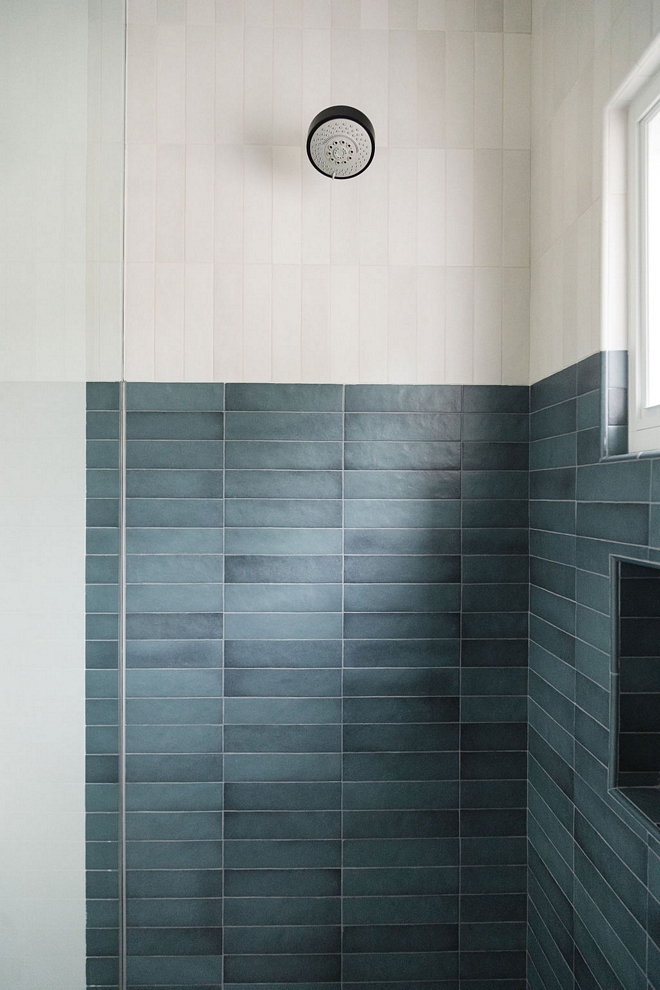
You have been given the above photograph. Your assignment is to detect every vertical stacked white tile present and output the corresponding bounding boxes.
[124,0,533,382]
[530,0,660,384]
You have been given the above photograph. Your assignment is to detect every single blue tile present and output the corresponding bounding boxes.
[463,385,529,413]
[344,554,460,584]
[87,469,120,497]
[126,440,223,469]
[224,611,342,640]
[126,382,224,410]
[345,412,461,441]
[226,383,342,411]
[344,528,460,554]
[530,432,577,470]
[462,413,529,442]
[87,439,119,468]
[577,459,651,501]
[531,364,577,411]
[126,469,222,498]
[226,411,342,440]
[578,501,649,545]
[224,753,341,782]
[126,639,222,668]
[462,443,528,471]
[126,497,222,527]
[345,385,461,412]
[225,723,340,753]
[225,498,340,528]
[225,781,341,811]
[125,583,222,613]
[461,470,529,499]
[225,554,342,583]
[125,782,223,811]
[126,612,223,640]
[126,724,223,754]
[462,499,528,528]
[225,440,341,469]
[127,411,223,440]
[225,469,341,499]
[225,667,340,697]
[126,554,224,583]
[344,583,460,613]
[345,441,461,471]
[224,527,342,554]
[126,754,222,783]
[344,469,460,499]
[126,668,222,698]
[127,527,224,553]
[344,612,459,639]
[531,399,576,441]
[87,381,120,409]
[346,498,461,529]
[224,639,341,668]
[224,583,341,612]
[225,697,340,724]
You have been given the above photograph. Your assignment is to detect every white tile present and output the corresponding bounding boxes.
[216,0,245,23]
[445,149,473,266]
[473,148,502,267]
[331,29,361,105]
[185,143,215,262]
[502,149,530,266]
[158,0,186,22]
[359,28,389,148]
[125,143,156,263]
[156,23,186,143]
[389,0,418,29]
[561,219,578,368]
[273,27,303,144]
[213,263,244,379]
[184,263,214,379]
[273,146,302,264]
[387,265,417,381]
[417,29,445,148]
[473,265,501,382]
[503,32,530,149]
[503,0,530,33]
[272,264,302,379]
[445,30,474,147]
[245,0,274,25]
[501,265,528,383]
[302,28,332,136]
[388,148,418,265]
[124,263,155,379]
[330,265,360,380]
[274,0,303,25]
[214,145,245,264]
[242,263,273,379]
[358,265,389,381]
[243,145,273,263]
[359,148,389,265]
[446,0,474,31]
[156,143,185,262]
[416,266,446,381]
[475,0,502,32]
[154,263,185,378]
[389,30,418,146]
[361,0,389,29]
[244,27,273,145]
[186,25,216,142]
[215,26,245,145]
[474,32,502,148]
[444,265,473,382]
[302,165,332,263]
[126,23,157,144]
[128,0,157,22]
[332,0,360,27]
[331,174,360,265]
[303,0,332,27]
[187,0,216,22]
[417,149,445,265]
[301,264,331,379]
[418,0,446,30]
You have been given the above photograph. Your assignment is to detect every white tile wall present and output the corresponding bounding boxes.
[530,0,660,384]
[125,0,532,383]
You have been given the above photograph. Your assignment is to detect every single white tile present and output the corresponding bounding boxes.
[155,262,185,378]
[389,0,418,29]
[274,0,303,25]
[446,0,474,31]
[301,264,331,379]
[417,29,445,148]
[473,266,501,382]
[242,263,273,379]
[213,263,244,379]
[156,23,186,143]
[416,266,445,382]
[361,0,389,29]
[387,265,417,381]
[216,0,245,23]
[244,27,274,145]
[128,0,157,21]
[126,23,157,144]
[474,32,502,149]
[243,145,273,263]
[331,174,360,265]
[388,148,417,266]
[272,264,302,379]
[303,0,332,27]
[302,28,332,135]
[359,147,389,265]
[245,0,274,25]
[302,165,332,263]
[503,0,530,33]
[476,0,502,31]
[389,30,418,147]
[187,0,216,22]
[273,146,302,264]
[186,25,216,142]
[417,149,445,265]
[418,0,446,30]
[445,30,474,148]
[502,148,530,266]
[359,29,389,148]
[158,0,186,22]
[331,29,360,105]
[358,265,389,381]
[184,262,214,379]
[445,149,473,266]
[273,27,303,145]
[332,0,360,27]
[473,148,502,267]
[329,265,360,381]
[185,143,215,262]
[215,26,245,145]
[156,143,185,262]
[125,143,156,263]
[503,32,530,149]
[576,65,593,217]
[575,205,592,362]
[562,219,578,368]
[214,145,245,264]
[444,265,473,382]
[124,263,155,380]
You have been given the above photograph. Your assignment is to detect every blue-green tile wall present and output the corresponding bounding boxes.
[86,382,528,990]
[528,353,660,990]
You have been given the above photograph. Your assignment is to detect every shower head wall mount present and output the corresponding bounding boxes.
[306,105,376,179]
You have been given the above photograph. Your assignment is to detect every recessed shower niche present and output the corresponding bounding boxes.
[614,559,660,828]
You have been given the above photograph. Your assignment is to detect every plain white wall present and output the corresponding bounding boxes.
[124,0,532,383]
[530,0,660,384]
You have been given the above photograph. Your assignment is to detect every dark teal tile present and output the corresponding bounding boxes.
[125,783,223,811]
[127,869,222,898]
[531,365,576,411]
[127,527,224,553]
[345,385,461,412]
[224,810,340,839]
[225,667,340,697]
[225,582,341,612]
[225,440,341,469]
[226,411,342,440]
[344,583,460,613]
[225,782,341,811]
[345,528,460,555]
[344,554,460,584]
[462,584,528,612]
[87,382,120,409]
[343,722,457,753]
[126,554,223,584]
[577,389,601,430]
[461,529,528,555]
[461,470,529,499]
[343,752,458,781]
[345,412,461,441]
[224,953,340,984]
[223,895,339,926]
[126,668,221,698]
[225,498,340,528]
[530,433,576,470]
[462,443,528,471]
[463,385,528,413]
[345,441,461,471]
[127,926,222,955]
[126,811,222,839]
[126,753,222,783]
[224,753,341,782]
[342,780,458,809]
[462,413,528,442]
[87,439,119,468]
[462,500,528,528]
[127,611,223,639]
[344,612,459,639]
[343,667,457,696]
[126,724,223,753]
[343,865,457,895]
[462,555,528,583]
[530,467,576,500]
[225,697,340,724]
[225,611,342,639]
[225,469,341,498]
[126,468,222,498]
[226,383,342,411]
[225,527,341,554]
[224,639,341,668]
[578,427,602,464]
[126,440,223,469]
[344,639,460,667]
[225,723,340,753]
[126,698,222,724]
[126,583,222,613]
[126,382,224,410]
[531,399,576,441]
[343,696,457,724]
[344,469,460,499]
[126,411,223,440]
[224,924,340,954]
[224,838,340,868]
[126,497,221,528]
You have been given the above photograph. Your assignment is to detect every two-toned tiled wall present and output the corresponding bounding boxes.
[86,381,528,989]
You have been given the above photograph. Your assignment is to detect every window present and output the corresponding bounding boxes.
[628,67,660,452]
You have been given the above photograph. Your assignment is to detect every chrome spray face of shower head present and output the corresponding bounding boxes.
[306,105,376,179]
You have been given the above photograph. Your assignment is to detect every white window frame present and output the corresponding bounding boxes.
[628,66,660,452]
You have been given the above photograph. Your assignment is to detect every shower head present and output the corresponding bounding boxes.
[306,105,375,179]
